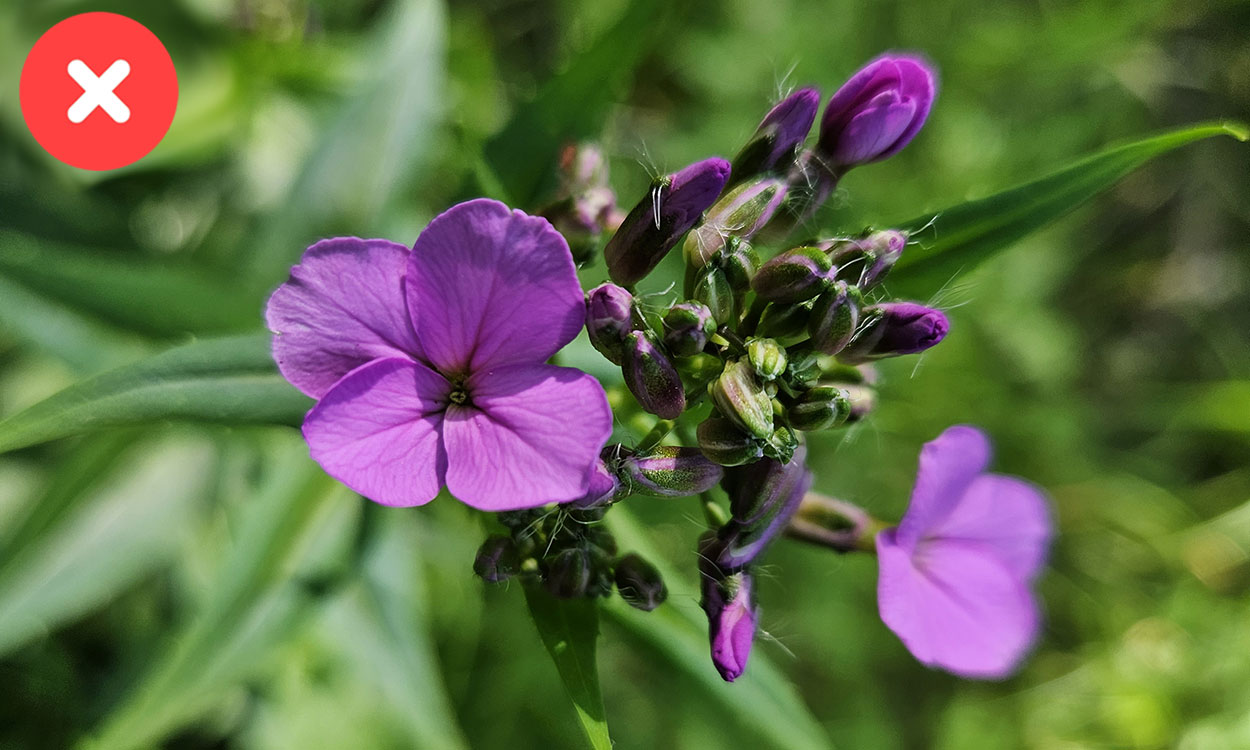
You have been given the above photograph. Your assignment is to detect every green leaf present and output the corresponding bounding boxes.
[0,333,311,455]
[889,121,1248,292]
[481,0,668,206]
[605,508,833,749]
[524,587,612,750]
[0,232,260,337]
[0,275,148,372]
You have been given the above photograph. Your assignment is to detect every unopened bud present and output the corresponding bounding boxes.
[756,301,812,344]
[839,302,949,364]
[684,178,788,267]
[717,447,812,569]
[718,238,760,296]
[840,384,877,422]
[746,338,787,381]
[808,281,861,355]
[614,553,668,611]
[751,247,833,303]
[619,446,724,498]
[605,158,731,286]
[856,230,907,288]
[692,265,735,325]
[585,283,634,364]
[567,454,621,508]
[785,347,822,388]
[732,87,821,180]
[708,360,773,440]
[622,331,686,419]
[474,535,521,583]
[663,302,716,356]
[544,547,593,598]
[699,565,757,683]
[816,55,936,172]
[787,386,851,431]
[696,415,765,467]
[675,352,724,392]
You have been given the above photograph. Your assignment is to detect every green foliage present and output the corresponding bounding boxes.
[524,589,612,750]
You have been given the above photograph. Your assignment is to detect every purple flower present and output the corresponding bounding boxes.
[817,54,936,172]
[266,199,612,511]
[839,302,948,364]
[604,158,731,286]
[877,426,1052,679]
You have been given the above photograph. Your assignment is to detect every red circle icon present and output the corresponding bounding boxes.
[20,13,178,171]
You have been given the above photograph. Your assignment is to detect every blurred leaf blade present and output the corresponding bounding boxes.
[0,333,311,455]
[524,588,612,750]
[889,121,1248,291]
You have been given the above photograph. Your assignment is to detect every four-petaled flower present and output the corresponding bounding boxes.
[266,198,612,510]
[876,425,1052,679]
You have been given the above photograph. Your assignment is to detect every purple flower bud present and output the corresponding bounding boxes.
[566,454,621,508]
[808,281,861,355]
[696,415,765,467]
[733,88,821,179]
[684,178,788,268]
[698,561,757,682]
[708,359,774,440]
[621,331,686,419]
[614,553,668,611]
[474,535,521,583]
[751,246,834,303]
[619,446,724,498]
[585,283,634,364]
[604,158,732,286]
[663,302,716,356]
[716,447,812,569]
[817,54,936,172]
[839,302,949,364]
[544,547,593,598]
[558,142,610,191]
[857,229,907,288]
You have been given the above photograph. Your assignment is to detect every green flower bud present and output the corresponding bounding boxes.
[684,178,788,268]
[808,281,862,355]
[750,247,833,303]
[718,238,760,296]
[614,553,668,611]
[746,338,787,381]
[663,302,716,356]
[619,446,724,498]
[787,385,851,431]
[696,415,765,466]
[708,359,774,440]
[693,265,735,325]
[756,301,812,344]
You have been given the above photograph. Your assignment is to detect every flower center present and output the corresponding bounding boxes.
[448,378,470,406]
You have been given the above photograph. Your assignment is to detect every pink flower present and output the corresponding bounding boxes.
[877,426,1052,679]
[266,199,612,511]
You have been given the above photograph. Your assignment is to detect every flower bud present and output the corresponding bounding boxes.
[787,386,851,431]
[604,158,732,286]
[663,302,716,357]
[856,229,907,288]
[840,383,877,422]
[718,238,760,296]
[619,446,724,498]
[785,347,822,388]
[732,87,821,180]
[567,454,621,508]
[699,564,757,682]
[614,553,668,611]
[807,281,861,355]
[558,142,610,191]
[839,302,949,364]
[544,547,593,598]
[585,283,634,364]
[756,301,812,343]
[816,55,936,172]
[696,415,765,467]
[751,247,833,303]
[746,338,787,381]
[684,178,788,267]
[474,535,521,583]
[692,264,735,325]
[708,360,774,440]
[717,447,812,569]
[622,331,686,419]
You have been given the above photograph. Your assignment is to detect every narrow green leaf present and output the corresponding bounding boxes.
[0,232,260,337]
[889,121,1248,291]
[524,587,612,750]
[606,508,833,749]
[481,0,668,206]
[0,333,311,455]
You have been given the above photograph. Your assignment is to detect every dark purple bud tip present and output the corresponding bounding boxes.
[614,553,668,611]
[733,88,821,179]
[699,567,758,682]
[604,157,732,286]
[586,283,635,365]
[840,302,949,364]
[566,455,621,508]
[474,535,521,583]
[817,54,937,172]
[622,331,686,419]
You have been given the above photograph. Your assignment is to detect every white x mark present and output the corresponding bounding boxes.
[66,59,131,124]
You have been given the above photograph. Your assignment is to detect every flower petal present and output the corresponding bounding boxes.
[266,237,421,398]
[877,531,1040,680]
[303,357,449,507]
[406,199,583,374]
[443,364,611,511]
[832,97,916,167]
[929,474,1052,581]
[896,425,992,550]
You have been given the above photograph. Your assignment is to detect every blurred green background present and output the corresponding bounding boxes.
[1,0,1249,748]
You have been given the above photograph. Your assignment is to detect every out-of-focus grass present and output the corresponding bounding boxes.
[0,0,1247,748]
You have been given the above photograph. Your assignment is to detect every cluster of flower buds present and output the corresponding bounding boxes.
[540,143,625,263]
